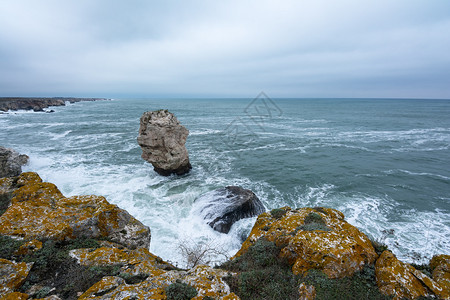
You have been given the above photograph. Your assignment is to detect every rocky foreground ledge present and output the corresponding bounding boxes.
[0,97,108,112]
[0,173,449,299]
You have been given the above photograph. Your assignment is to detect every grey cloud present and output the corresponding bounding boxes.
[0,0,449,98]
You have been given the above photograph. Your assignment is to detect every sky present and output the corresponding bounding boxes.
[1,0,450,99]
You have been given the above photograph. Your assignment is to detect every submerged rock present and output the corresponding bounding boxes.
[234,206,378,279]
[137,109,191,176]
[195,186,265,233]
[0,147,28,178]
[0,172,150,249]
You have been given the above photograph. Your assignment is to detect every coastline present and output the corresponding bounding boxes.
[0,97,109,112]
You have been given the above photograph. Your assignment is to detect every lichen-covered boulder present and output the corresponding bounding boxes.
[0,172,150,249]
[0,258,33,298]
[0,147,29,178]
[430,254,450,295]
[233,207,377,279]
[137,110,191,176]
[70,247,174,278]
[79,265,237,300]
[194,186,265,233]
[375,250,449,300]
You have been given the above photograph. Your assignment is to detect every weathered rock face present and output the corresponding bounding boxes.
[0,147,28,178]
[0,259,33,298]
[137,109,191,176]
[195,186,265,233]
[430,254,450,294]
[0,172,150,249]
[79,262,238,300]
[375,250,449,300]
[233,206,378,279]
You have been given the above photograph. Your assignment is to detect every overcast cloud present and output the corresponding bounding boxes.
[1,0,449,98]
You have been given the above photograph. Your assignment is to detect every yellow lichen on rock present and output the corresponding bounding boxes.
[0,258,33,298]
[1,291,29,300]
[70,247,171,277]
[14,239,43,256]
[430,254,450,299]
[375,250,448,300]
[233,206,377,279]
[79,265,237,300]
[0,172,150,249]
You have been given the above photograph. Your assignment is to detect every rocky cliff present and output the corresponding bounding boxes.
[0,97,107,112]
[0,174,448,299]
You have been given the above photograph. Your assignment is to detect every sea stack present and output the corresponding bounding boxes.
[137,109,191,176]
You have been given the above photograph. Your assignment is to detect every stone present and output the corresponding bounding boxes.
[79,265,236,300]
[0,258,33,297]
[137,109,191,176]
[70,247,174,277]
[375,250,449,300]
[194,186,265,233]
[0,172,150,249]
[233,207,378,279]
[0,147,28,178]
[14,239,43,256]
[298,282,316,300]
[430,254,450,298]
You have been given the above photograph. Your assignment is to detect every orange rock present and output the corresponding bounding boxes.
[234,207,377,279]
[375,250,448,300]
[430,254,450,298]
[0,173,150,249]
[79,265,237,299]
[1,291,29,300]
[0,258,33,297]
[70,247,172,277]
[14,239,43,256]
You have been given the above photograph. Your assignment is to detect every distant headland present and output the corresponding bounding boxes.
[0,97,109,112]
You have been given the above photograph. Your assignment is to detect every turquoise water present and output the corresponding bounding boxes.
[1,98,449,266]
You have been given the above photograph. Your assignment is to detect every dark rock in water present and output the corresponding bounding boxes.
[0,147,29,178]
[137,109,191,176]
[195,186,265,233]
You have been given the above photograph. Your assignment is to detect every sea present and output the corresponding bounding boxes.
[1,97,449,267]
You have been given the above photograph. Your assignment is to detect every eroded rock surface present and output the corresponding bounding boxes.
[375,250,449,300]
[0,147,28,178]
[233,206,378,279]
[137,110,191,176]
[0,259,33,297]
[0,172,150,249]
[195,186,265,233]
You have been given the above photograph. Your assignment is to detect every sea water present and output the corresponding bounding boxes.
[1,97,449,267]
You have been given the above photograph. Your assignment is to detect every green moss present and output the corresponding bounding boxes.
[297,212,330,232]
[18,238,107,299]
[165,280,198,300]
[118,272,149,284]
[0,234,23,259]
[301,266,390,300]
[221,238,300,300]
[270,208,287,219]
